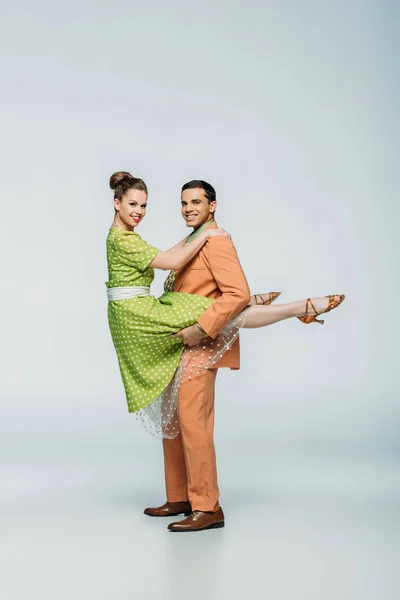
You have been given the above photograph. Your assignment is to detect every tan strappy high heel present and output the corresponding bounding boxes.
[252,292,281,306]
[298,295,345,325]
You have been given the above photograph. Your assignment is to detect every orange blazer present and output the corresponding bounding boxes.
[174,221,250,369]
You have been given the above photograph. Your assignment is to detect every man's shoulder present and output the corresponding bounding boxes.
[206,232,237,252]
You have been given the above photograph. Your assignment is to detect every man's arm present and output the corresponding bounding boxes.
[197,236,250,339]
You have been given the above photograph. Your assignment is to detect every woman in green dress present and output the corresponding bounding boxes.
[106,172,345,438]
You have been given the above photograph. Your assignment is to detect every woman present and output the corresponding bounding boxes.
[106,172,344,437]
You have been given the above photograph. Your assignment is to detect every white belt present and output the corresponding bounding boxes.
[107,286,151,301]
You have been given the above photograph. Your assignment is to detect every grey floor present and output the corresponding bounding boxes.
[2,411,399,600]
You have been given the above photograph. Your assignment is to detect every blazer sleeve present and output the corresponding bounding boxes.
[197,237,251,339]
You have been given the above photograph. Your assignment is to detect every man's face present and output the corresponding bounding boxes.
[181,188,216,229]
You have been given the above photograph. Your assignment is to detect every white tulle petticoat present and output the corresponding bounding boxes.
[135,310,248,439]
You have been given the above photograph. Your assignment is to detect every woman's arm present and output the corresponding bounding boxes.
[166,236,189,254]
[150,228,229,271]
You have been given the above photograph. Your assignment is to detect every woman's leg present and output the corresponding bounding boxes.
[242,296,342,328]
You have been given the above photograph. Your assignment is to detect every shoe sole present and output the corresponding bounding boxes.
[168,521,225,532]
[144,512,191,518]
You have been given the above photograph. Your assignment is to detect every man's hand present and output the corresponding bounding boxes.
[172,324,206,346]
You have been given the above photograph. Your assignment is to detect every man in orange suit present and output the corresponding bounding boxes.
[144,180,250,531]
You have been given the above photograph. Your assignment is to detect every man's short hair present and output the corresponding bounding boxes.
[181,180,216,204]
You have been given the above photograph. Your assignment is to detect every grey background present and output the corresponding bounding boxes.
[1,1,399,599]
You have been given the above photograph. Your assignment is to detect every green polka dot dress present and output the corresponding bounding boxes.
[106,227,214,416]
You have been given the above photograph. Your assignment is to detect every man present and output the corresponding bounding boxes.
[144,180,250,531]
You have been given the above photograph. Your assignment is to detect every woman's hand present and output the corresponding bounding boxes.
[205,228,232,240]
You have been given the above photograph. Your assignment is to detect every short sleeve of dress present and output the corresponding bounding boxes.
[114,231,159,271]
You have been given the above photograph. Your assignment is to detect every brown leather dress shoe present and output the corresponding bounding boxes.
[168,507,225,532]
[144,501,191,517]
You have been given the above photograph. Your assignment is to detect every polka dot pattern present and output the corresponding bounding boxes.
[106,227,214,413]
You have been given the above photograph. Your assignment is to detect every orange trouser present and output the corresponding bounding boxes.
[162,368,219,512]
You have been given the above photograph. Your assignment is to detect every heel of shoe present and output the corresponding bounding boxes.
[298,316,325,325]
[209,521,225,529]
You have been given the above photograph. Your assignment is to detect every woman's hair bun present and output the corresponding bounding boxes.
[109,171,134,190]
[109,171,148,199]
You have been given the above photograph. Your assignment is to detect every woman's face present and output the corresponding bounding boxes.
[114,189,147,229]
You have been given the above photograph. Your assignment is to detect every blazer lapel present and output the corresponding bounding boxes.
[174,221,217,292]
[174,263,190,292]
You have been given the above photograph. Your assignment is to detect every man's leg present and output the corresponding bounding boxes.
[178,368,219,512]
[144,424,190,517]
[162,433,189,502]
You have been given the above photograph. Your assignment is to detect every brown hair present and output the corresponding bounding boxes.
[181,180,216,203]
[109,171,148,200]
